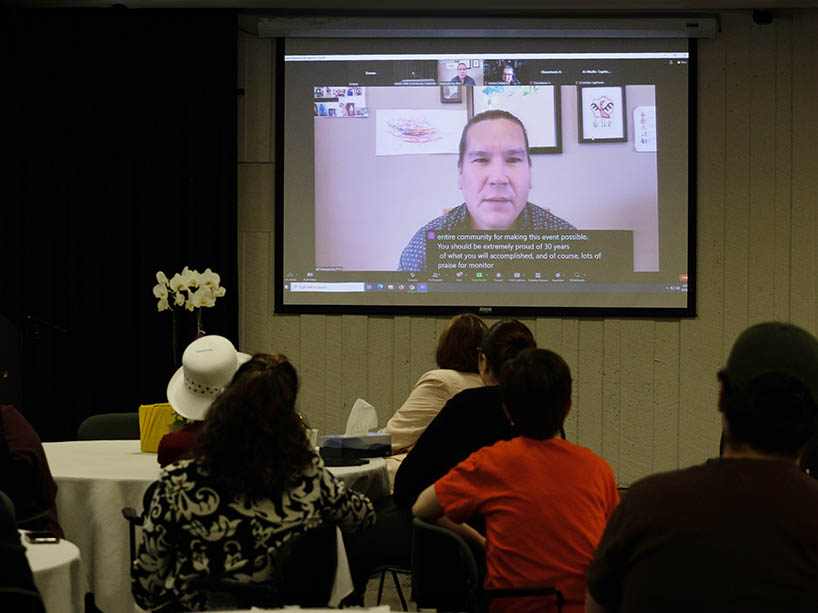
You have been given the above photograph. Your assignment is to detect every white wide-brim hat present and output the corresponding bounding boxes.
[166,335,251,421]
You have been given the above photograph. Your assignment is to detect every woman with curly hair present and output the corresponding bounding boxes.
[132,349,375,612]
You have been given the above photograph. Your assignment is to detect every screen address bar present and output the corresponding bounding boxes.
[289,282,366,292]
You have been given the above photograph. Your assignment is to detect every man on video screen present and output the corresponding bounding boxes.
[449,62,476,86]
[398,110,575,271]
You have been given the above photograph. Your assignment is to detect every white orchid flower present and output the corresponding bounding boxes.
[156,271,169,286]
[182,266,202,289]
[211,285,226,299]
[152,282,168,299]
[200,268,221,289]
[170,273,187,293]
[189,286,216,309]
[174,291,186,307]
[156,296,170,312]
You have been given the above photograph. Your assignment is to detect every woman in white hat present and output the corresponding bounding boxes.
[132,352,376,611]
[158,335,250,467]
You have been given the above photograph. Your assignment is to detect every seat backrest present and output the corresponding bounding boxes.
[192,521,338,610]
[411,517,481,612]
[78,412,140,440]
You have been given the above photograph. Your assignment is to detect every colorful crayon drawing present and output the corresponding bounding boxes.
[376,109,467,156]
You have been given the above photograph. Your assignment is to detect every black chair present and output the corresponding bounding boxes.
[190,522,337,609]
[372,564,411,610]
[78,413,140,440]
[124,490,337,610]
[122,480,159,564]
[411,517,564,613]
[0,489,46,613]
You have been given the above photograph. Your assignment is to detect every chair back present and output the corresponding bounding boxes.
[192,521,338,609]
[412,517,564,613]
[78,412,140,440]
[411,517,481,612]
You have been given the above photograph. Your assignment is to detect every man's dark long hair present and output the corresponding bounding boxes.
[193,353,313,500]
[457,109,531,168]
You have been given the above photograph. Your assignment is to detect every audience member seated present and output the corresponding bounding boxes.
[586,321,818,612]
[392,319,537,509]
[157,335,250,467]
[0,404,63,537]
[413,348,619,613]
[343,320,538,603]
[381,313,487,485]
[132,353,375,612]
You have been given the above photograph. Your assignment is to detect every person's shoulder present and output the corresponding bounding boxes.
[526,202,576,230]
[420,369,481,386]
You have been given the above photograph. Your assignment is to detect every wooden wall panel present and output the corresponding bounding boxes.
[721,13,751,347]
[679,18,727,468]
[237,10,818,486]
[791,12,818,335]
[577,320,604,454]
[601,320,622,482]
[773,18,793,322]
[747,21,778,325]
[653,321,680,473]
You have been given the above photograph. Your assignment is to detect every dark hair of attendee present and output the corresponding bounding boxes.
[500,348,572,440]
[457,109,531,168]
[480,320,536,377]
[193,353,313,499]
[435,313,488,373]
[718,370,818,458]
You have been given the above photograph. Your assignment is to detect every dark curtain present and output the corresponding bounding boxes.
[1,9,239,441]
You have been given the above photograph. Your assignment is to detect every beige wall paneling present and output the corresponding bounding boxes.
[618,320,655,485]
[722,14,751,348]
[747,18,780,326]
[239,231,274,355]
[772,17,792,323]
[652,321,680,473]
[367,318,395,426]
[238,164,275,235]
[576,319,604,456]
[601,320,622,484]
[299,315,327,428]
[791,11,818,335]
[678,17,728,468]
[238,32,273,164]
[560,319,580,441]
[323,315,344,435]
[341,315,369,425]
[393,317,412,419]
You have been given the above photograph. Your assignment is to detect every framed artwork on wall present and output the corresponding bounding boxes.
[578,85,627,143]
[440,84,463,103]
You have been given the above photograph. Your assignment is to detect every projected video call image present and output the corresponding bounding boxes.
[313,84,658,274]
[281,41,690,312]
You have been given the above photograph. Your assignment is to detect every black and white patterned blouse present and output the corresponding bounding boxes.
[131,454,375,611]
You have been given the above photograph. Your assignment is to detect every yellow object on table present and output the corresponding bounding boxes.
[138,403,176,453]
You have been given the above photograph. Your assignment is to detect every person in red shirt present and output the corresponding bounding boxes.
[413,348,619,613]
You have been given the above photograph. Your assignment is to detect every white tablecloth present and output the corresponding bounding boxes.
[22,531,86,613]
[43,440,389,613]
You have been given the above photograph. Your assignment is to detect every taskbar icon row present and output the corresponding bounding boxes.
[365,283,428,292]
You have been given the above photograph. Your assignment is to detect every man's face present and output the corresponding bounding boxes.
[457,64,467,79]
[503,67,514,84]
[458,118,531,230]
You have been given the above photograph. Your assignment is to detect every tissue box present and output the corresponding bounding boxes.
[319,433,391,459]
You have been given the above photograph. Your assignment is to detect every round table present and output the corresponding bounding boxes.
[43,440,389,613]
[22,532,86,613]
